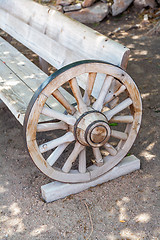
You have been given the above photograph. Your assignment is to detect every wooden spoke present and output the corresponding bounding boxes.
[92,148,103,166]
[93,75,113,111]
[104,98,133,121]
[116,124,131,151]
[47,142,70,166]
[69,77,88,114]
[78,148,86,173]
[104,143,117,156]
[83,72,97,105]
[111,130,128,140]
[37,121,68,132]
[104,85,126,105]
[109,97,119,109]
[109,115,133,124]
[39,132,75,153]
[42,107,76,125]
[52,89,76,115]
[62,142,84,173]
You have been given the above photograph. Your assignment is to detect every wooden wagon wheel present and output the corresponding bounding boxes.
[24,60,142,183]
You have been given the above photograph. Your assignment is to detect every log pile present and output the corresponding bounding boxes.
[41,0,160,23]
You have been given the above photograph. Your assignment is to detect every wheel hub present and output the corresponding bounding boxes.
[74,110,111,147]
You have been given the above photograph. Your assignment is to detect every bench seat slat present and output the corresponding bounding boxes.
[0,59,38,124]
[0,37,75,124]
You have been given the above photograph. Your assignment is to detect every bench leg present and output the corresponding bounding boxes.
[39,57,49,75]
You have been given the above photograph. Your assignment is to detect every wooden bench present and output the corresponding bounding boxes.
[0,0,142,184]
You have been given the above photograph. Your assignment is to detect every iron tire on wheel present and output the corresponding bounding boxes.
[24,60,142,183]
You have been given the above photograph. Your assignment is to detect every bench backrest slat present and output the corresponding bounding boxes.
[0,0,130,70]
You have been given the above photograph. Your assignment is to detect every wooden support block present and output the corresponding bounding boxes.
[41,155,140,203]
[39,57,49,75]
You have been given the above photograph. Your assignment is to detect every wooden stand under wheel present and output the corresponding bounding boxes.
[24,60,142,183]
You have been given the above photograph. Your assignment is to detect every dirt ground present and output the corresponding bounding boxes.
[0,7,160,240]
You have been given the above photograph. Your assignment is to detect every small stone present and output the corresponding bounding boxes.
[82,0,97,8]
[134,0,157,9]
[63,3,82,12]
[56,0,74,6]
[112,0,133,16]
[49,4,63,12]
[65,2,109,24]
[55,5,63,12]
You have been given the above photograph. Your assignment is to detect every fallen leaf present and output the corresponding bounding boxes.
[120,220,126,223]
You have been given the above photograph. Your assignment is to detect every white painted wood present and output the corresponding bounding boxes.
[39,132,75,153]
[0,36,75,124]
[104,85,126,104]
[62,142,84,173]
[47,143,70,166]
[37,121,68,132]
[25,61,142,183]
[108,97,119,109]
[93,148,103,165]
[41,107,76,125]
[0,8,82,70]
[0,59,36,125]
[104,143,117,156]
[41,155,140,202]
[104,98,133,121]
[78,148,86,173]
[93,75,113,111]
[39,57,49,75]
[0,0,130,69]
[111,130,128,140]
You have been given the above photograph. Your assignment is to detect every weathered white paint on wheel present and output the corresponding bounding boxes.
[24,61,142,183]
[93,76,113,111]
[39,132,75,154]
